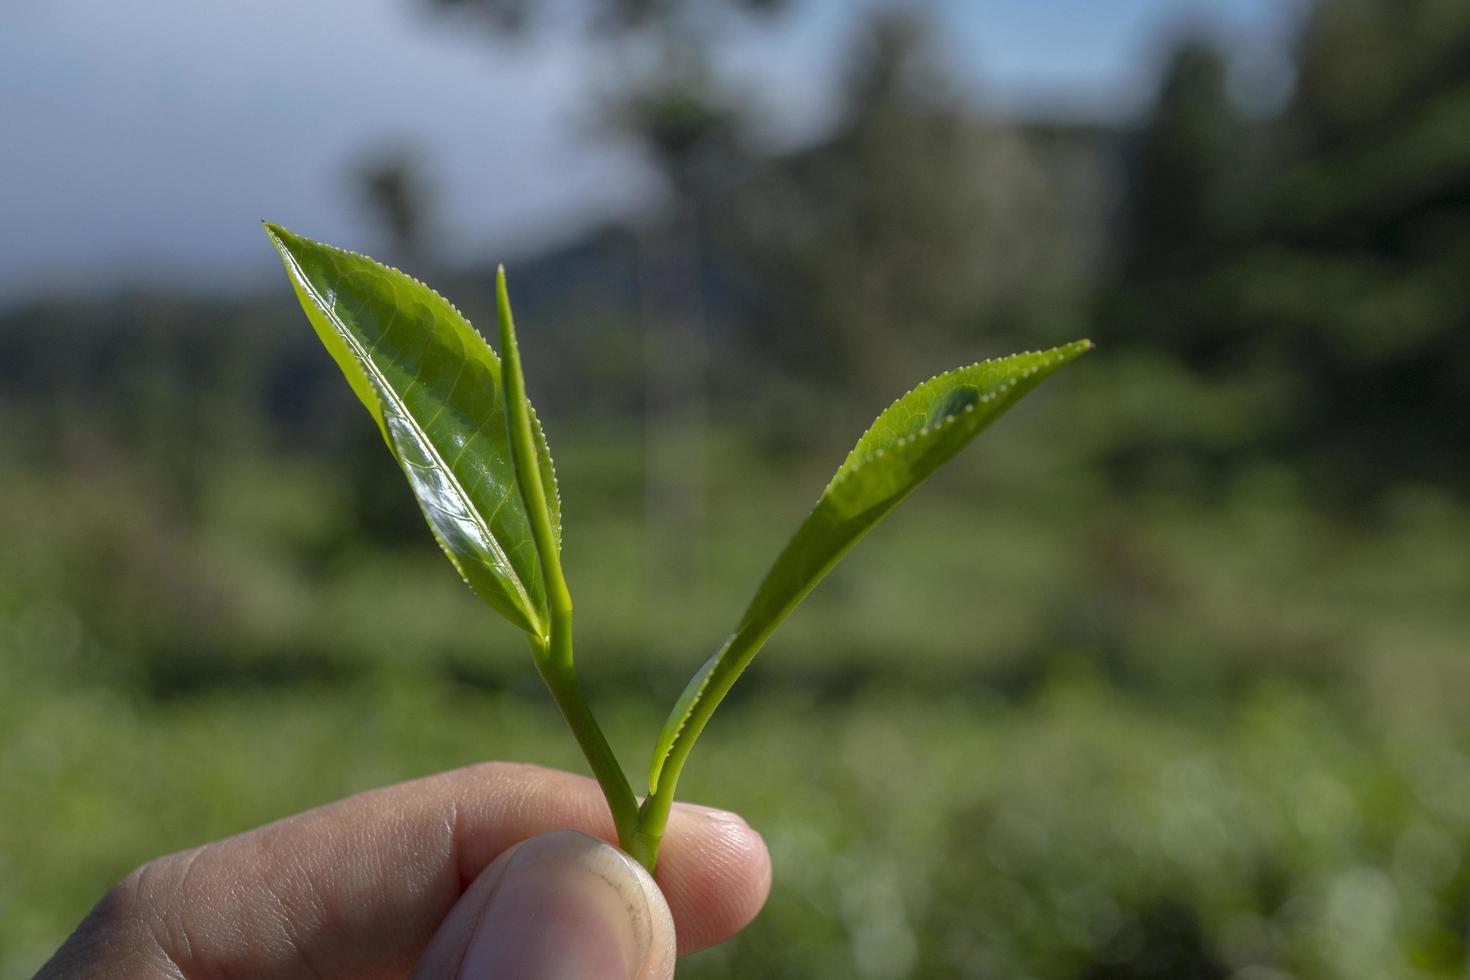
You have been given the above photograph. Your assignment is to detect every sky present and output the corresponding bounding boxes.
[0,0,1303,304]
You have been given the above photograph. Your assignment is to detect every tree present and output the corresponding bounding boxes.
[716,12,1079,402]
[416,0,794,598]
[1104,0,1470,495]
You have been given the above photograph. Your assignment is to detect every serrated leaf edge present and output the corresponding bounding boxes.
[266,223,542,628]
[266,223,484,341]
[649,338,1093,794]
[827,340,1093,493]
[525,399,563,548]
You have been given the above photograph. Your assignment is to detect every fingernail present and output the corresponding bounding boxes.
[458,830,654,980]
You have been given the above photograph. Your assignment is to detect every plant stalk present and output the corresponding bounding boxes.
[498,266,653,870]
[531,633,642,855]
[635,765,677,867]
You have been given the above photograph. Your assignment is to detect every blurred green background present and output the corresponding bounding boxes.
[3,1,1469,977]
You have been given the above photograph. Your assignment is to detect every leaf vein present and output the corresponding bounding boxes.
[276,244,537,629]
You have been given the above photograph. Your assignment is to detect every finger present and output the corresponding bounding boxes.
[410,830,676,980]
[37,763,770,980]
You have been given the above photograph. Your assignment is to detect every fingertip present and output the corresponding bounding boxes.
[412,830,677,980]
[422,768,771,956]
[657,803,772,955]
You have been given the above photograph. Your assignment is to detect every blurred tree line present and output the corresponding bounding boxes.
[7,0,1461,706]
[9,0,1463,499]
[4,0,1469,512]
[1105,0,1470,500]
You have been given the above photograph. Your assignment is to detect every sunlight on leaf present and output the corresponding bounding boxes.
[649,341,1092,795]
[266,223,560,637]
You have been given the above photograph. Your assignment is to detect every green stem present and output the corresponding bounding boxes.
[632,801,670,871]
[532,634,641,851]
[634,764,678,868]
[497,267,649,868]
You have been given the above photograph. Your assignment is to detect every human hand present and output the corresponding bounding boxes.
[35,763,770,979]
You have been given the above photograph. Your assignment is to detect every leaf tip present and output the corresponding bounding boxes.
[495,266,520,359]
[261,221,296,255]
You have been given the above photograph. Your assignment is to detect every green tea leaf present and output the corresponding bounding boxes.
[648,340,1092,795]
[265,223,560,638]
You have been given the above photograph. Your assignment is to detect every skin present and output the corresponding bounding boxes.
[35,762,771,979]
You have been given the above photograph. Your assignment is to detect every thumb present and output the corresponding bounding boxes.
[411,829,677,979]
